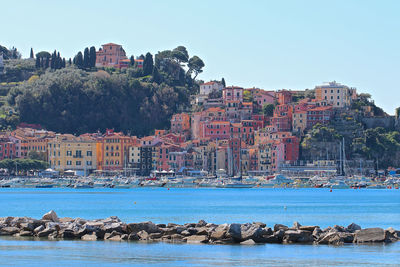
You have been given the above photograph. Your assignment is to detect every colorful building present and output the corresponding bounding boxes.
[47,134,97,176]
[95,43,128,69]
[314,81,356,108]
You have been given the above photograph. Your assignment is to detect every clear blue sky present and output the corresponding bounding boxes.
[2,0,399,114]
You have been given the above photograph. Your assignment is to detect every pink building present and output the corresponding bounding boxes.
[95,43,128,69]
[223,86,243,102]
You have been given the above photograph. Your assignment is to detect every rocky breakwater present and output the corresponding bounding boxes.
[0,211,399,246]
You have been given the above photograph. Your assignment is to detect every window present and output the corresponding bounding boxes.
[66,151,72,156]
[87,151,92,156]
[87,161,92,166]
[76,161,81,166]
[67,161,72,165]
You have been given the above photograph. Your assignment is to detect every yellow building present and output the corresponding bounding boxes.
[48,134,97,175]
[315,81,356,108]
[292,111,307,133]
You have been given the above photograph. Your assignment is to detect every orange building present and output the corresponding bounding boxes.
[171,113,190,134]
[96,130,137,170]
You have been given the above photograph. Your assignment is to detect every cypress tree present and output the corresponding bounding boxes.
[30,48,34,59]
[45,57,49,68]
[130,55,135,66]
[51,50,56,69]
[89,46,96,68]
[83,47,90,68]
[221,77,226,87]
[62,58,66,68]
[68,58,72,65]
[143,52,154,76]
[75,52,83,68]
[35,57,40,68]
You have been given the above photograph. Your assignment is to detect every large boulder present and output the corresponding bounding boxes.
[354,228,386,243]
[240,239,256,245]
[103,222,124,233]
[210,224,229,240]
[240,223,264,242]
[283,230,313,243]
[81,233,98,241]
[127,222,160,234]
[347,223,361,232]
[185,235,208,243]
[42,210,59,222]
[0,226,20,235]
[274,224,289,232]
[227,223,264,242]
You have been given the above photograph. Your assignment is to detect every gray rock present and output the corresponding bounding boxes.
[148,232,163,239]
[185,235,208,243]
[37,228,55,237]
[274,224,289,232]
[210,224,229,240]
[59,229,75,239]
[81,233,97,241]
[354,228,386,243]
[292,221,302,229]
[240,223,263,242]
[42,210,59,222]
[195,227,208,236]
[312,227,322,238]
[127,232,140,241]
[299,226,318,232]
[103,222,123,233]
[240,239,256,245]
[137,230,149,240]
[261,234,281,243]
[18,230,33,237]
[283,230,313,243]
[33,225,45,234]
[253,222,266,228]
[20,222,35,232]
[0,226,20,235]
[196,220,207,227]
[127,222,160,234]
[347,223,361,232]
[227,223,241,240]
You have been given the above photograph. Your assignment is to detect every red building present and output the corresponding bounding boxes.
[276,90,292,105]
[199,121,231,140]
[0,137,16,160]
[281,136,299,162]
[306,106,333,128]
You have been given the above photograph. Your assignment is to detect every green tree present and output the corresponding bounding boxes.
[171,46,189,64]
[221,77,226,87]
[143,52,154,76]
[74,52,83,68]
[89,46,96,68]
[30,48,34,58]
[187,56,204,80]
[83,47,90,68]
[262,103,274,116]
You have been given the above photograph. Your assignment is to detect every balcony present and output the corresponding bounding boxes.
[73,155,83,158]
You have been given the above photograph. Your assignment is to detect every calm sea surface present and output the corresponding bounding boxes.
[0,188,399,266]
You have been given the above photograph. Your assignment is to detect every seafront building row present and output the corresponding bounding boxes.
[0,81,388,177]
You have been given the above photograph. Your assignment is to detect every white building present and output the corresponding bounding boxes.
[200,81,223,95]
[315,81,357,108]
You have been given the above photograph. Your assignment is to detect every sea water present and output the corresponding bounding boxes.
[0,188,399,266]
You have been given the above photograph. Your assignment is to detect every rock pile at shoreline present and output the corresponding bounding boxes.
[1,211,399,245]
